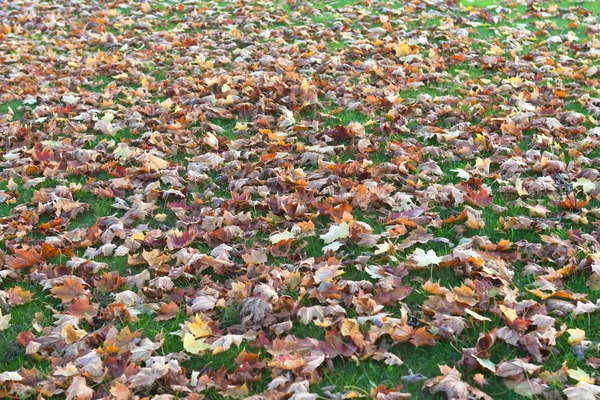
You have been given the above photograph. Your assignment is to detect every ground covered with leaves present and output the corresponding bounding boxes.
[3,0,600,398]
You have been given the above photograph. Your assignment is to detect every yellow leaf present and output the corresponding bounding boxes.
[475,158,491,174]
[567,368,594,384]
[235,122,248,131]
[143,154,169,171]
[186,315,212,338]
[131,232,145,241]
[515,178,528,196]
[464,308,491,322]
[567,328,586,345]
[314,319,332,328]
[341,318,360,336]
[374,242,390,255]
[508,77,522,87]
[394,42,411,57]
[183,332,209,355]
[62,323,86,344]
[499,305,517,323]
[270,230,296,244]
[474,133,486,145]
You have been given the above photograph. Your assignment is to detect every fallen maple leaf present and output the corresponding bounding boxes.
[65,376,93,400]
[573,178,596,193]
[412,248,443,267]
[320,222,350,244]
[568,368,595,384]
[183,332,209,355]
[50,277,88,303]
[270,230,296,244]
[423,365,493,399]
[7,248,42,269]
[0,310,11,331]
[186,315,212,338]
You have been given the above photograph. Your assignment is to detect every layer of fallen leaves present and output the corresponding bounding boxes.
[2,0,600,398]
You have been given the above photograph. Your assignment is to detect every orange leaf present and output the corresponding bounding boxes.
[465,186,493,208]
[50,277,87,303]
[65,299,97,320]
[410,327,437,347]
[7,248,42,269]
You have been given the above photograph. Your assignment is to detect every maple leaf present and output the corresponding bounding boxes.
[165,228,197,250]
[563,382,600,399]
[0,310,11,331]
[393,42,411,57]
[240,297,272,325]
[65,376,93,400]
[503,377,548,398]
[0,371,22,383]
[138,152,169,171]
[109,382,132,400]
[210,334,249,354]
[465,209,485,229]
[410,327,437,347]
[424,365,493,400]
[453,168,471,180]
[203,132,219,150]
[320,222,350,244]
[373,242,391,255]
[50,277,88,303]
[191,296,217,313]
[183,332,209,355]
[465,186,493,208]
[314,264,344,283]
[7,248,42,269]
[186,315,212,338]
[62,93,79,105]
[495,359,542,378]
[568,368,594,384]
[573,178,596,193]
[62,323,86,344]
[270,230,296,244]
[567,328,586,344]
[268,353,307,371]
[464,309,491,322]
[65,299,97,321]
[297,306,325,325]
[154,301,179,321]
[331,125,352,141]
[412,248,443,267]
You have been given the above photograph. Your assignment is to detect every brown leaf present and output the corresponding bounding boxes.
[423,365,493,400]
[65,376,93,400]
[7,248,42,269]
[410,327,437,347]
[155,301,179,321]
[50,277,88,303]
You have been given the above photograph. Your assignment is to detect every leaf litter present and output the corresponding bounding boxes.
[2,0,600,398]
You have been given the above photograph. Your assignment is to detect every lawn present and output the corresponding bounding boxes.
[1,0,600,398]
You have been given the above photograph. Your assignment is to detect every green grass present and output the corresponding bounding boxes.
[0,100,27,121]
[0,282,56,372]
